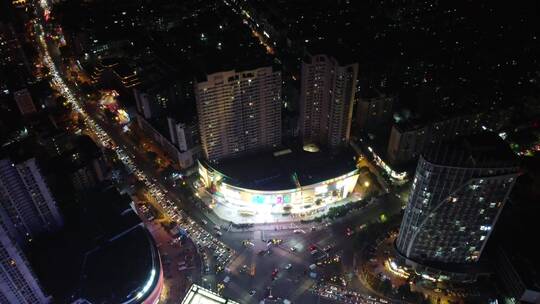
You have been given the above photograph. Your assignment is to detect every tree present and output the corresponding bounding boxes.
[397,284,414,300]
[161,165,176,180]
[420,296,431,304]
[146,151,158,161]
[379,278,392,294]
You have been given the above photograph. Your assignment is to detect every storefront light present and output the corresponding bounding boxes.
[315,185,328,194]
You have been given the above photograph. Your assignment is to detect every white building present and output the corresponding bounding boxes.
[0,224,51,303]
[195,67,282,161]
[181,284,239,304]
[0,156,63,246]
[299,54,358,149]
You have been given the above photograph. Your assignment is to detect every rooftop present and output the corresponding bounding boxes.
[304,41,358,66]
[204,147,358,191]
[79,226,159,304]
[422,133,519,169]
[181,284,239,304]
[30,186,161,304]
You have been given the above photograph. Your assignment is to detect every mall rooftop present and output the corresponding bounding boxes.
[203,146,358,191]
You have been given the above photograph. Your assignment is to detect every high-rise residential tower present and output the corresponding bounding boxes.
[396,134,519,267]
[0,155,63,246]
[195,67,282,161]
[0,224,51,303]
[299,54,358,149]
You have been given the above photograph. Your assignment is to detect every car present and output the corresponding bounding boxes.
[323,244,334,252]
[308,244,318,251]
[284,263,292,270]
[249,290,256,296]
[346,227,353,236]
[293,229,305,234]
[216,231,222,237]
[290,247,297,252]
[242,240,254,247]
[240,265,248,273]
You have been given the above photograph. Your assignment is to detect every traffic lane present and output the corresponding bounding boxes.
[224,233,317,296]
[100,120,220,236]
[223,246,316,304]
[91,113,236,267]
[38,10,239,287]
[90,113,208,222]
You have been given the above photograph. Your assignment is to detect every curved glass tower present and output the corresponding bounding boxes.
[396,134,519,265]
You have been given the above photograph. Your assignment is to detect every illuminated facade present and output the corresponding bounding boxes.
[198,160,359,222]
[181,284,239,304]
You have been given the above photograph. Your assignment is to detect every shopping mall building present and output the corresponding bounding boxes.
[198,147,359,223]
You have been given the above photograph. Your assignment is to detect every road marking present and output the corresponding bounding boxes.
[290,279,314,301]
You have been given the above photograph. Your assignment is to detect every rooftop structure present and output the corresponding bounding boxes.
[202,147,357,191]
[33,187,163,304]
[181,284,239,304]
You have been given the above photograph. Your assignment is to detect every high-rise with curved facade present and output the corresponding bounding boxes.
[396,134,519,271]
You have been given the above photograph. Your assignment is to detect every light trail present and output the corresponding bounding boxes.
[34,7,234,266]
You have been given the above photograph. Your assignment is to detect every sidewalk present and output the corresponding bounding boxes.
[144,215,202,303]
[200,195,385,234]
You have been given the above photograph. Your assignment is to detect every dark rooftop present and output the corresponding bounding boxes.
[304,41,358,66]
[204,147,358,191]
[422,133,519,168]
[79,226,159,304]
[29,186,160,303]
[78,187,142,243]
[0,137,40,163]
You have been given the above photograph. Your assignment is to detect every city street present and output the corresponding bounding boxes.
[33,3,404,302]
[214,195,402,303]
